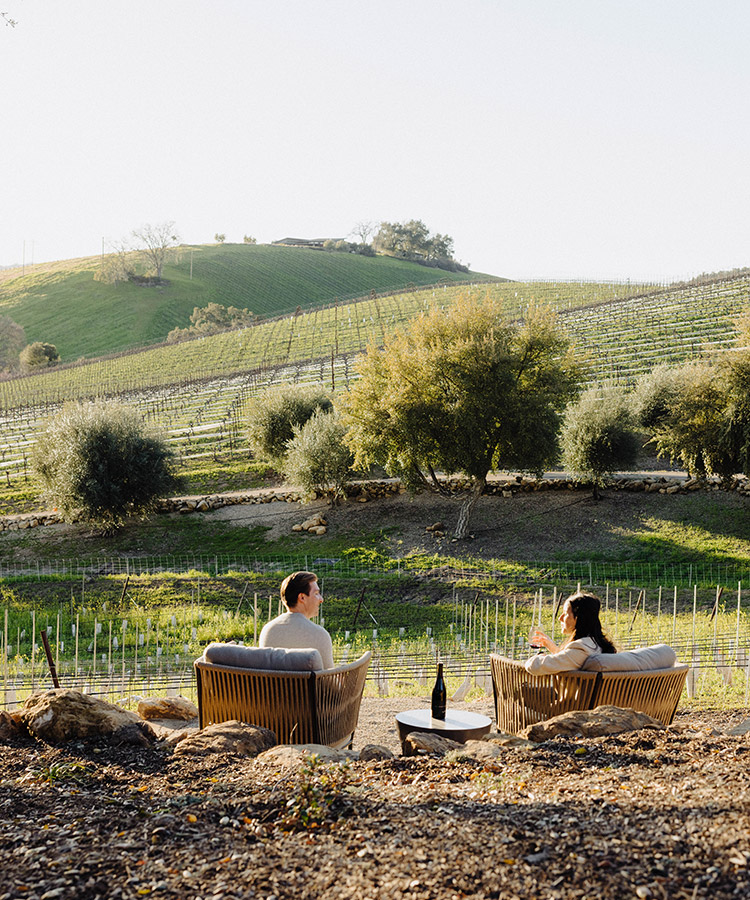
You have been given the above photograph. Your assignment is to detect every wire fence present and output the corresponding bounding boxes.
[3,552,750,589]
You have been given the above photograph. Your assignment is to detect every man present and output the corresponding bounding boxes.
[259,571,334,669]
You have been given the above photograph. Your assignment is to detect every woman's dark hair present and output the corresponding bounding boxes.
[568,592,617,654]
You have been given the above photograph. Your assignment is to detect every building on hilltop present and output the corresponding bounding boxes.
[271,237,344,249]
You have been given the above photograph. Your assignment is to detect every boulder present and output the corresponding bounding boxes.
[137,696,199,721]
[0,709,24,742]
[728,718,750,736]
[173,720,275,757]
[146,719,199,744]
[483,731,536,749]
[21,689,156,746]
[402,731,463,756]
[359,744,395,761]
[449,740,503,762]
[254,743,354,768]
[521,705,664,742]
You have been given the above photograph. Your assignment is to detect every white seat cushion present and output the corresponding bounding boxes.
[582,643,677,672]
[201,643,324,672]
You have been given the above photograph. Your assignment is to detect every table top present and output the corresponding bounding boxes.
[395,708,492,731]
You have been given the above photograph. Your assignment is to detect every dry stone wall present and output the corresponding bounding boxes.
[2,474,749,533]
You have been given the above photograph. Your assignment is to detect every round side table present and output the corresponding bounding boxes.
[395,708,492,755]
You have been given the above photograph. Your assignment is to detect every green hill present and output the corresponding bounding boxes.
[0,243,496,362]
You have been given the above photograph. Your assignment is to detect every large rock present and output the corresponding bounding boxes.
[137,696,198,721]
[173,720,275,757]
[483,731,536,750]
[147,719,199,744]
[359,744,395,761]
[450,740,504,762]
[402,731,463,756]
[728,718,750,736]
[254,743,354,768]
[521,705,664,743]
[0,709,24,742]
[21,689,156,746]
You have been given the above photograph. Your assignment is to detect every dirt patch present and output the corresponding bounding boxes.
[1,704,749,899]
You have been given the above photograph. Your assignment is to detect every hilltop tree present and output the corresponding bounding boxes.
[0,315,26,372]
[215,233,226,244]
[243,235,257,244]
[373,219,430,258]
[20,341,59,371]
[343,294,582,538]
[131,221,180,281]
[351,221,375,244]
[95,240,135,285]
[373,219,464,271]
[32,400,178,532]
[561,386,640,500]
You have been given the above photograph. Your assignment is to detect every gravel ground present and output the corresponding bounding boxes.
[1,703,750,900]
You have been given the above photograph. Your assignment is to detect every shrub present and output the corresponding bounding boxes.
[0,315,26,372]
[283,409,353,502]
[32,400,178,531]
[561,386,640,498]
[631,364,682,429]
[636,362,733,477]
[20,341,59,371]
[247,386,332,466]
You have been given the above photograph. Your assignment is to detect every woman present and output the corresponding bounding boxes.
[525,591,616,674]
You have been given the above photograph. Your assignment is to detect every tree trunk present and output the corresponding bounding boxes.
[453,475,486,540]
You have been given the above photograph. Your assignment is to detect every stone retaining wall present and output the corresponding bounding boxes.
[2,474,749,532]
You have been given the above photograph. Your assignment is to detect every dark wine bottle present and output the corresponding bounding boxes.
[431,662,447,720]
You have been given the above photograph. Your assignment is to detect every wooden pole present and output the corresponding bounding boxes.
[31,609,36,691]
[40,629,60,688]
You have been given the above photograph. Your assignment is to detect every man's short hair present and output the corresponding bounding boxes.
[280,571,318,609]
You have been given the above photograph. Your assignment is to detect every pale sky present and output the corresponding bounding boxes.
[2,0,749,281]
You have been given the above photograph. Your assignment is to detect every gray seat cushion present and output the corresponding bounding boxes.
[582,643,677,672]
[202,643,324,672]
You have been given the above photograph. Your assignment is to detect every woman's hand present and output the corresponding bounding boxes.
[529,626,555,652]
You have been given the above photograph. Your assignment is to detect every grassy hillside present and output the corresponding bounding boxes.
[0,243,494,362]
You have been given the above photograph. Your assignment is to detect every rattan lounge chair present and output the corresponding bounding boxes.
[490,653,689,734]
[194,651,371,749]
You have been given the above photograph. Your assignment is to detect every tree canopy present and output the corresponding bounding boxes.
[561,386,640,499]
[167,302,255,342]
[32,400,177,532]
[0,315,26,372]
[343,293,582,538]
[20,341,59,371]
[131,221,180,281]
[372,220,463,271]
[283,408,353,503]
[247,385,333,467]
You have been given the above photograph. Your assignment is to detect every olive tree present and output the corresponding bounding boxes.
[247,385,332,466]
[632,362,733,477]
[32,400,177,532]
[561,386,640,499]
[283,409,353,502]
[343,293,582,539]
